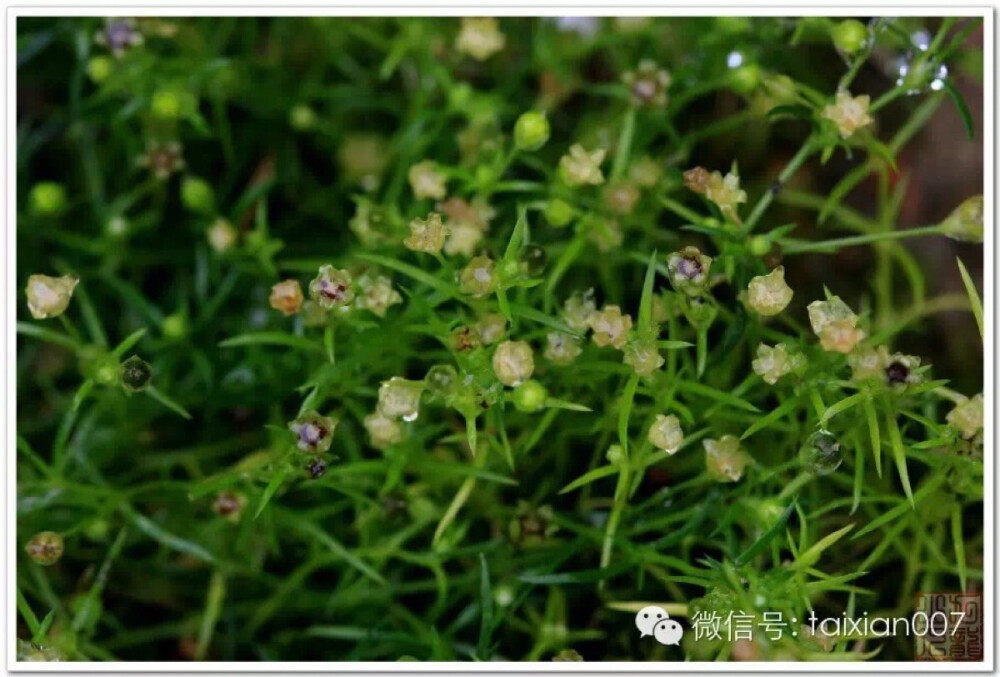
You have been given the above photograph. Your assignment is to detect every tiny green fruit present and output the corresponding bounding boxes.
[120,355,153,392]
[513,111,551,151]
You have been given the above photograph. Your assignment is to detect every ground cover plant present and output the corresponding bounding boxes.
[15,15,985,662]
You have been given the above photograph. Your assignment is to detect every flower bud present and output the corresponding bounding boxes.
[492,340,535,387]
[138,141,185,180]
[821,90,872,139]
[288,410,336,454]
[622,59,671,108]
[25,274,78,319]
[475,312,507,345]
[947,393,984,440]
[940,195,983,243]
[408,161,447,200]
[86,55,114,83]
[289,103,317,131]
[459,255,497,297]
[648,414,683,454]
[25,531,64,566]
[629,156,662,188]
[544,331,583,365]
[623,337,663,376]
[378,377,423,421]
[587,217,623,252]
[339,134,388,191]
[666,246,713,296]
[704,435,750,483]
[269,279,304,316]
[455,17,506,61]
[29,182,67,215]
[151,89,196,120]
[514,111,550,151]
[602,182,641,216]
[746,266,793,316]
[558,144,606,186]
[356,273,402,318]
[830,19,869,55]
[606,444,626,465]
[451,325,483,352]
[180,176,215,214]
[306,457,328,479]
[563,289,597,331]
[309,265,354,309]
[752,343,805,385]
[120,355,153,392]
[847,345,887,382]
[213,491,246,521]
[511,379,548,413]
[405,212,448,254]
[544,199,575,227]
[364,410,404,448]
[588,305,632,349]
[207,218,237,253]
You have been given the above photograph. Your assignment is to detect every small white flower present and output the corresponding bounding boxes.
[456,17,506,61]
[947,394,983,440]
[588,305,632,349]
[648,414,684,454]
[544,331,583,366]
[704,435,750,482]
[822,90,873,139]
[408,161,447,200]
[746,266,793,316]
[378,377,423,421]
[26,274,79,320]
[752,343,804,385]
[559,144,606,186]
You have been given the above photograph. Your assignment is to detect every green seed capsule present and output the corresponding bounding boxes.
[799,430,843,475]
[120,355,153,392]
[29,182,67,216]
[511,379,548,413]
[543,199,575,228]
[513,111,551,151]
[180,176,215,214]
[830,19,869,55]
[25,531,64,566]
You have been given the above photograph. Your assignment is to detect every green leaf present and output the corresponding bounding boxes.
[508,303,583,337]
[790,523,854,571]
[219,331,326,355]
[677,381,760,413]
[16,321,82,352]
[956,257,983,339]
[637,250,658,332]
[741,395,800,440]
[885,413,914,507]
[502,203,528,264]
[121,504,215,564]
[820,391,866,425]
[735,500,796,566]
[862,396,882,477]
[943,79,974,140]
[145,386,192,420]
[558,465,618,495]
[518,560,633,585]
[618,373,640,453]
[853,474,946,540]
[111,328,148,359]
[287,517,387,585]
[477,554,494,660]
[254,466,290,519]
[356,253,464,300]
[952,505,967,591]
[544,398,592,412]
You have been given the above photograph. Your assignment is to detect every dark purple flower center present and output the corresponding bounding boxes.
[319,280,346,301]
[307,458,327,478]
[298,421,328,447]
[886,361,909,384]
[105,21,137,50]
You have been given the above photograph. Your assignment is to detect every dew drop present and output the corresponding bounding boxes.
[726,51,744,69]
[799,430,843,476]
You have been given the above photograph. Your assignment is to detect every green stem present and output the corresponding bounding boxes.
[780,225,943,254]
[742,138,815,234]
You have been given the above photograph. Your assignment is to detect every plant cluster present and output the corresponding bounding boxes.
[16,16,983,662]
